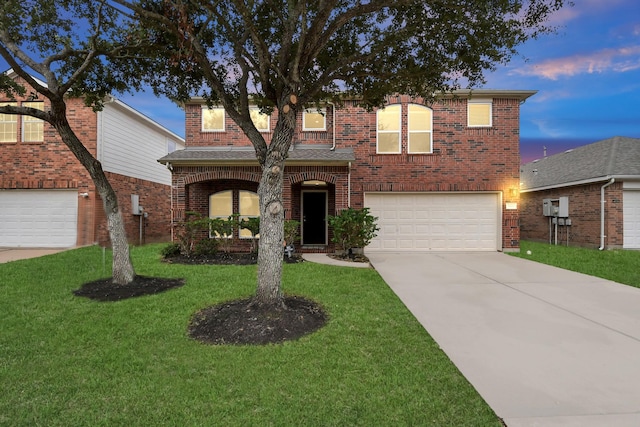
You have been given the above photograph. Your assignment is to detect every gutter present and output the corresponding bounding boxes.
[329,101,337,151]
[599,178,616,250]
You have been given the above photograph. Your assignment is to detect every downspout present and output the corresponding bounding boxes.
[329,101,336,151]
[599,178,615,250]
[348,161,352,208]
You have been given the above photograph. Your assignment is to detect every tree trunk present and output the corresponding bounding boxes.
[252,97,297,308]
[51,103,135,285]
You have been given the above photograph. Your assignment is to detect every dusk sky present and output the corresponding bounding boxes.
[2,0,639,164]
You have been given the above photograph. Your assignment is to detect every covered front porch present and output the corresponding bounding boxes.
[159,145,354,253]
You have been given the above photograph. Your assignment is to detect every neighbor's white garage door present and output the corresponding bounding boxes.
[365,193,500,251]
[0,190,78,248]
[623,190,640,249]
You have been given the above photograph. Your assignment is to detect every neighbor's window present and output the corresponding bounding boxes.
[468,101,492,127]
[303,108,326,131]
[0,102,17,143]
[202,106,225,131]
[209,190,233,238]
[22,102,44,142]
[377,104,401,154]
[408,104,432,153]
[239,190,260,238]
[250,107,270,132]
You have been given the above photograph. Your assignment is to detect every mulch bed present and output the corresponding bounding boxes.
[188,296,327,345]
[71,252,323,345]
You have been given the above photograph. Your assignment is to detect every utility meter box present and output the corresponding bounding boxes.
[542,199,555,216]
[131,194,143,215]
[558,196,569,217]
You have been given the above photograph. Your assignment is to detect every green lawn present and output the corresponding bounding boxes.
[0,245,500,426]
[511,241,640,288]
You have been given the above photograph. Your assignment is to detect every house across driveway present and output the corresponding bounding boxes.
[368,252,640,427]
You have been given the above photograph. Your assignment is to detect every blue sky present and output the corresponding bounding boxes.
[2,0,639,164]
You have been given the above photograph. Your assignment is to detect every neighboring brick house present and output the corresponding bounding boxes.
[520,136,640,250]
[0,71,184,248]
[159,90,535,253]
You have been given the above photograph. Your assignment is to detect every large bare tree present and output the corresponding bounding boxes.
[0,0,147,285]
[112,0,566,307]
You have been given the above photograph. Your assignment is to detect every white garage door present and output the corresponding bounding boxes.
[0,190,78,248]
[365,192,500,252]
[623,190,640,249]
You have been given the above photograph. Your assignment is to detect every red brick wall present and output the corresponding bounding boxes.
[95,172,174,246]
[520,182,624,249]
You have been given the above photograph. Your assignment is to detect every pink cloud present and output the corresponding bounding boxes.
[512,45,640,80]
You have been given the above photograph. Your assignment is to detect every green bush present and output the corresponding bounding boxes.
[327,208,379,252]
[284,219,300,246]
[240,217,260,253]
[160,242,182,258]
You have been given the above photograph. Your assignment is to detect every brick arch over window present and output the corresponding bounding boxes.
[184,170,262,185]
[287,172,338,185]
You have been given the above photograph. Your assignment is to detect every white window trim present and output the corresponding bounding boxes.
[302,108,326,131]
[376,105,402,154]
[202,106,226,132]
[407,104,433,154]
[467,100,493,128]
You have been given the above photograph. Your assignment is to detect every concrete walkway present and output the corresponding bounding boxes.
[0,248,68,263]
[302,253,371,268]
[367,252,640,427]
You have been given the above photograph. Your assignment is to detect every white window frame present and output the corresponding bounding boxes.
[202,106,225,132]
[0,102,17,143]
[468,101,492,127]
[407,104,433,154]
[376,104,402,154]
[303,108,326,131]
[249,107,270,132]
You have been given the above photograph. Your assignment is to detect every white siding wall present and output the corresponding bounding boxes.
[98,101,184,185]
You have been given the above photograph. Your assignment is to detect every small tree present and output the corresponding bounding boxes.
[240,217,261,253]
[328,208,379,254]
[210,215,240,253]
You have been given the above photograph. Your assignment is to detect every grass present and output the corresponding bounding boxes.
[511,241,640,288]
[0,244,501,426]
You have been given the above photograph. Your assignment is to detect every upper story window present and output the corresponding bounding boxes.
[303,108,326,131]
[250,107,270,132]
[0,102,17,143]
[468,101,492,127]
[376,104,401,154]
[22,102,44,142]
[202,106,225,132]
[408,104,432,153]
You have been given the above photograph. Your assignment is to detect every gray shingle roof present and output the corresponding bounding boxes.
[158,145,355,165]
[520,136,640,190]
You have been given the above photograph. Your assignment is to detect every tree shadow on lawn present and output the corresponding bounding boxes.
[72,253,327,345]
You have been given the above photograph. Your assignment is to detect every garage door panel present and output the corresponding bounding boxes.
[365,193,500,252]
[624,190,640,249]
[0,190,78,248]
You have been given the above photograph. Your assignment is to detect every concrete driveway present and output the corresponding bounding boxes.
[368,252,640,427]
[0,248,68,263]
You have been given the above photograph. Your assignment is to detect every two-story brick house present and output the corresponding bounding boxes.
[0,71,184,248]
[159,90,535,253]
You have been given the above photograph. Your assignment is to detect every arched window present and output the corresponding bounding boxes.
[239,190,260,238]
[209,190,232,238]
[408,104,432,153]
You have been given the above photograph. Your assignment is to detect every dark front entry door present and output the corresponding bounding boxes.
[302,191,327,245]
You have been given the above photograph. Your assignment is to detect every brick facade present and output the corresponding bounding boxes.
[170,92,527,252]
[520,182,624,249]
[1,76,174,247]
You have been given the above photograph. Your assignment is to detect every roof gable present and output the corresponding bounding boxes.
[520,136,640,190]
